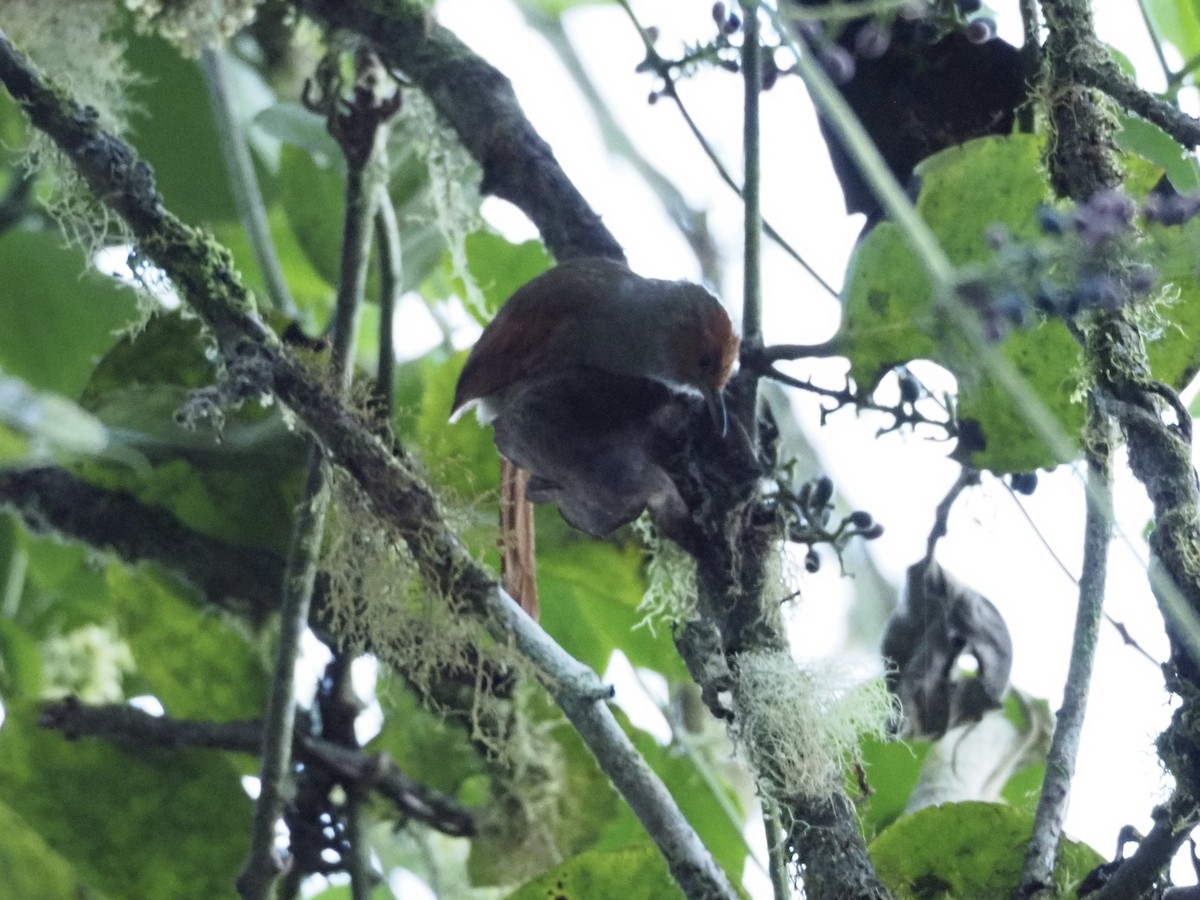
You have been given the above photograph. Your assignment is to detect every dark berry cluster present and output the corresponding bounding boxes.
[770,474,884,574]
[955,187,1184,340]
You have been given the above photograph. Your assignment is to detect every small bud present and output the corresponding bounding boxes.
[712,2,726,25]
[854,22,891,60]
[811,476,834,510]
[1010,472,1038,495]
[897,369,921,404]
[724,11,742,33]
[720,58,740,73]
[965,17,996,43]
[820,46,856,84]
[861,523,885,540]
[956,0,983,13]
[645,26,660,43]
[848,510,874,529]
[805,548,821,573]
[1036,204,1067,235]
[647,91,659,105]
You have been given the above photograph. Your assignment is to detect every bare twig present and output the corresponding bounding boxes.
[200,45,297,317]
[615,0,841,300]
[239,49,396,900]
[1018,404,1113,897]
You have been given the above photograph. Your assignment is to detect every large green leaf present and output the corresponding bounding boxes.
[840,135,1084,472]
[853,735,931,839]
[460,231,552,321]
[0,800,105,900]
[1145,0,1200,62]
[0,376,114,468]
[870,801,1103,899]
[0,230,139,398]
[539,539,685,679]
[106,565,266,720]
[505,844,681,900]
[124,34,237,224]
[0,701,250,900]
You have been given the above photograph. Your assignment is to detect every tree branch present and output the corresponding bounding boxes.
[1074,56,1200,150]
[38,697,476,838]
[0,31,734,899]
[240,50,396,899]
[296,0,625,264]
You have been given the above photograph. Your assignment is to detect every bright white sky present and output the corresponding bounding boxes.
[426,1,1196,895]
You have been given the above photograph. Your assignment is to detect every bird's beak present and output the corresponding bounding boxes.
[706,388,729,437]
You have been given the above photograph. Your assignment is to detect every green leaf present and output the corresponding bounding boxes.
[106,565,267,720]
[539,539,685,679]
[840,135,1084,472]
[0,800,105,900]
[1142,215,1200,390]
[461,231,552,321]
[853,735,931,838]
[0,376,113,467]
[0,700,251,900]
[1145,0,1200,62]
[595,726,749,881]
[0,230,139,398]
[278,143,348,290]
[366,684,486,798]
[505,844,682,900]
[124,34,237,224]
[79,312,307,555]
[869,801,1104,899]
[1116,113,1200,192]
[254,102,342,168]
[0,617,42,698]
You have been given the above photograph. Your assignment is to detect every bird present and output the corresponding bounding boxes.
[451,257,740,617]
[451,257,739,431]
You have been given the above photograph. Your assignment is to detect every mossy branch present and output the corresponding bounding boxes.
[0,29,734,900]
[1031,0,1200,894]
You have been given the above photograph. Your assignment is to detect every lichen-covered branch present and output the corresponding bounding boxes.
[296,0,625,264]
[0,30,734,899]
[39,697,476,838]
[1036,0,1200,893]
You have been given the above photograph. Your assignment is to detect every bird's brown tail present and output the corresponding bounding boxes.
[500,457,538,618]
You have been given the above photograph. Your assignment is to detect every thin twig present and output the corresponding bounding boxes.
[374,183,401,421]
[1004,481,1160,666]
[739,0,764,441]
[925,468,980,564]
[239,50,394,900]
[37,698,476,836]
[524,9,724,285]
[762,799,792,900]
[615,0,841,300]
[200,46,297,317]
[1017,404,1114,897]
[1134,0,1175,91]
